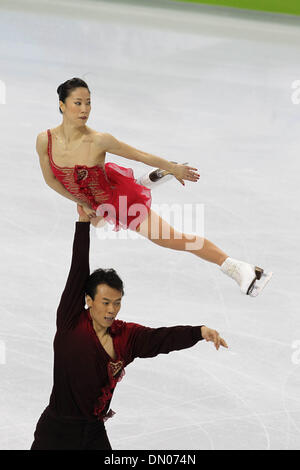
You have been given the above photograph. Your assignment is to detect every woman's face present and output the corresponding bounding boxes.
[60,87,91,123]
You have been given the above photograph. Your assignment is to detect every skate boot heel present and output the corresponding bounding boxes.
[254,267,264,280]
[246,266,264,295]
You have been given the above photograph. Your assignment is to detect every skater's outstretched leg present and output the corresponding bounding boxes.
[136,209,272,296]
[135,209,228,265]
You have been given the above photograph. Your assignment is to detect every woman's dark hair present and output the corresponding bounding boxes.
[85,268,124,300]
[57,77,90,114]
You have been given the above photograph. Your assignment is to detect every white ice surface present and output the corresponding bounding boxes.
[0,0,300,450]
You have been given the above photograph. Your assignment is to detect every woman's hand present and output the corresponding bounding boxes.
[200,326,228,351]
[81,202,96,219]
[171,164,200,186]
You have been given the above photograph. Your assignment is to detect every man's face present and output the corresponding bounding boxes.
[87,284,122,329]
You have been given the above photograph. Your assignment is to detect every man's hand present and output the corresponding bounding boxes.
[77,204,91,222]
[200,326,228,350]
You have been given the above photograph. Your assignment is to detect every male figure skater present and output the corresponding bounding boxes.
[30,205,228,450]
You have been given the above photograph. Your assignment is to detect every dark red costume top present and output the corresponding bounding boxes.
[47,129,152,231]
[47,222,204,422]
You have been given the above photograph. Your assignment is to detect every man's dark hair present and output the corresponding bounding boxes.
[85,268,124,300]
[57,77,90,114]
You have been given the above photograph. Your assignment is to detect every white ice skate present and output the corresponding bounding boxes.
[136,161,188,189]
[220,257,272,297]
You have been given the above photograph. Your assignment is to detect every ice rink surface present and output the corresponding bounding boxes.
[0,0,300,450]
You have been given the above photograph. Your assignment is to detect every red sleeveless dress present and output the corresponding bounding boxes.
[47,129,151,231]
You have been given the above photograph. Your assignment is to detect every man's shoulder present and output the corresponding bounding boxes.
[111,319,148,336]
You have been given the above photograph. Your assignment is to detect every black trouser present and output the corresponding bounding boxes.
[30,406,112,450]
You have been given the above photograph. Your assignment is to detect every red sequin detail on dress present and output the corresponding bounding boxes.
[47,129,151,231]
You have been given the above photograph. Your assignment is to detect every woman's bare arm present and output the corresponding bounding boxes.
[36,132,96,216]
[36,132,81,202]
[99,133,176,173]
[98,133,200,185]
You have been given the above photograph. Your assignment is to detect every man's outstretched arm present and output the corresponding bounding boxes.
[56,207,91,331]
[124,323,228,365]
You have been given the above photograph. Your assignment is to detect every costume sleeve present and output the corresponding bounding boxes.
[123,322,204,366]
[56,222,90,331]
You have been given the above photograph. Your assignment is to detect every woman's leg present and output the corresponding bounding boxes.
[135,209,228,266]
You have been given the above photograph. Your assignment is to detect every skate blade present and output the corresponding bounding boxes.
[248,271,273,297]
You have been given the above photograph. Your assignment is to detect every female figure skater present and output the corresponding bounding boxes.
[37,77,272,297]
